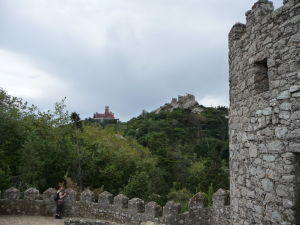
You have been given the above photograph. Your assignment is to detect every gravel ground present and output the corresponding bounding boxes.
[0,215,66,225]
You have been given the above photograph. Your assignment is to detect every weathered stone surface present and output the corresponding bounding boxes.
[140,222,164,225]
[163,201,181,216]
[65,188,77,202]
[286,129,300,140]
[42,188,56,201]
[163,201,181,224]
[275,185,288,197]
[145,201,162,218]
[275,127,288,138]
[289,85,300,93]
[267,141,284,152]
[292,91,300,97]
[24,188,39,200]
[98,191,113,205]
[277,90,290,100]
[4,187,20,200]
[262,179,274,192]
[290,111,300,120]
[212,189,229,208]
[189,192,206,212]
[249,144,258,157]
[279,102,291,111]
[80,188,95,202]
[289,142,300,152]
[128,197,144,214]
[113,194,128,209]
[229,0,299,224]
[64,218,122,225]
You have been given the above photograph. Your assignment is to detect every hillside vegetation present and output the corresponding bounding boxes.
[0,88,229,209]
[123,107,229,206]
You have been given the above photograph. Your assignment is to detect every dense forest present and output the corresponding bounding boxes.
[0,88,229,210]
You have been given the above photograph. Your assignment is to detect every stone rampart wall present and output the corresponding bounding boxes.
[0,187,230,225]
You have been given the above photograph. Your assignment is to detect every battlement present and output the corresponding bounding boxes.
[228,0,299,48]
[0,187,230,225]
[228,23,246,46]
[245,0,274,25]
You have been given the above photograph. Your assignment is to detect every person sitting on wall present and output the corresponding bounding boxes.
[55,185,67,219]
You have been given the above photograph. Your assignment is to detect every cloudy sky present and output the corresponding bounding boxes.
[0,0,282,121]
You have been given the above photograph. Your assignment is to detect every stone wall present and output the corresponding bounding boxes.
[0,187,230,225]
[229,0,300,224]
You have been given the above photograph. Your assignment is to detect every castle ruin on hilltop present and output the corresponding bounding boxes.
[229,0,300,224]
[153,94,205,114]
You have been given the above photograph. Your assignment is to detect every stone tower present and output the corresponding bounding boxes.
[229,0,300,224]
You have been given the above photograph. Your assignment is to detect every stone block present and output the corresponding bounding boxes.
[289,142,300,152]
[229,23,246,44]
[189,192,206,212]
[65,188,77,202]
[263,154,276,162]
[277,90,290,100]
[279,111,290,120]
[275,127,288,138]
[4,187,20,200]
[212,189,230,208]
[282,152,295,165]
[262,179,274,192]
[289,85,300,93]
[290,111,300,120]
[289,33,300,43]
[43,188,56,201]
[24,187,39,200]
[276,185,289,197]
[163,201,181,217]
[279,102,291,111]
[128,197,144,214]
[80,188,95,202]
[261,107,272,115]
[98,191,113,205]
[245,0,274,25]
[286,128,300,140]
[113,194,128,209]
[249,144,258,157]
[267,141,284,152]
[145,201,162,218]
[292,91,300,97]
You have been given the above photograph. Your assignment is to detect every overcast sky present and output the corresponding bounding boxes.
[0,0,282,121]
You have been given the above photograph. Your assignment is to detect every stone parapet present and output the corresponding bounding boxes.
[0,187,230,225]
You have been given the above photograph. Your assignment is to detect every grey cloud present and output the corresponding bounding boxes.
[0,0,283,121]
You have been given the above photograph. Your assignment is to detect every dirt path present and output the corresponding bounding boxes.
[0,215,66,225]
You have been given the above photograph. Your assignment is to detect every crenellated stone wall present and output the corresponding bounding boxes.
[229,0,300,224]
[0,187,230,225]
